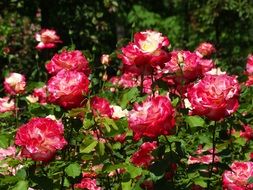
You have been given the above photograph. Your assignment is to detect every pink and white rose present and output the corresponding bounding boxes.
[0,97,15,113]
[222,161,253,190]
[187,74,240,120]
[47,70,89,109]
[4,73,26,95]
[128,96,175,140]
[46,50,90,76]
[35,29,62,50]
[15,117,67,162]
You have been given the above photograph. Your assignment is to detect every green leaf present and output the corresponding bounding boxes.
[103,117,118,131]
[248,176,253,184]
[125,165,142,178]
[0,111,12,118]
[194,178,207,188]
[185,116,205,128]
[120,87,139,108]
[80,140,98,153]
[0,134,9,148]
[97,141,105,156]
[83,113,94,129]
[12,180,28,190]
[121,180,132,190]
[65,163,81,178]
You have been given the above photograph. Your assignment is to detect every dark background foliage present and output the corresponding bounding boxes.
[1,0,253,91]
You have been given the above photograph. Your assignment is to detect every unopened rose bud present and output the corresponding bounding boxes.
[101,54,110,65]
[102,72,108,81]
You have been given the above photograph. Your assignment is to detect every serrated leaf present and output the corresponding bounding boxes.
[65,163,81,178]
[80,141,98,153]
[185,116,205,128]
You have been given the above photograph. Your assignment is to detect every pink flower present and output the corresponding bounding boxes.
[195,42,216,57]
[47,70,89,109]
[90,96,113,117]
[240,125,253,141]
[187,74,240,121]
[74,174,101,190]
[128,96,175,140]
[35,29,62,50]
[0,146,16,160]
[32,85,47,104]
[119,30,170,68]
[246,54,253,75]
[131,142,157,168]
[188,146,220,165]
[0,97,15,113]
[15,117,67,162]
[4,73,26,95]
[46,50,90,76]
[160,51,214,83]
[246,75,253,87]
[113,133,126,143]
[222,161,253,190]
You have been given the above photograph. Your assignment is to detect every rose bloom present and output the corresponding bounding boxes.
[160,50,214,83]
[119,30,170,68]
[33,85,47,104]
[15,117,67,162]
[90,96,113,117]
[0,97,15,113]
[0,146,16,160]
[47,70,89,109]
[131,141,157,168]
[74,174,101,190]
[222,161,253,190]
[35,29,62,50]
[128,96,175,140]
[110,105,128,119]
[195,42,216,57]
[240,125,253,141]
[187,74,240,121]
[4,73,26,95]
[246,54,253,75]
[188,146,220,165]
[46,50,90,76]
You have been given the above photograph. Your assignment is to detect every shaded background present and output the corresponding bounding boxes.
[1,0,253,89]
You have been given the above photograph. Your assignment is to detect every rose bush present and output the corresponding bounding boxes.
[1,28,253,190]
